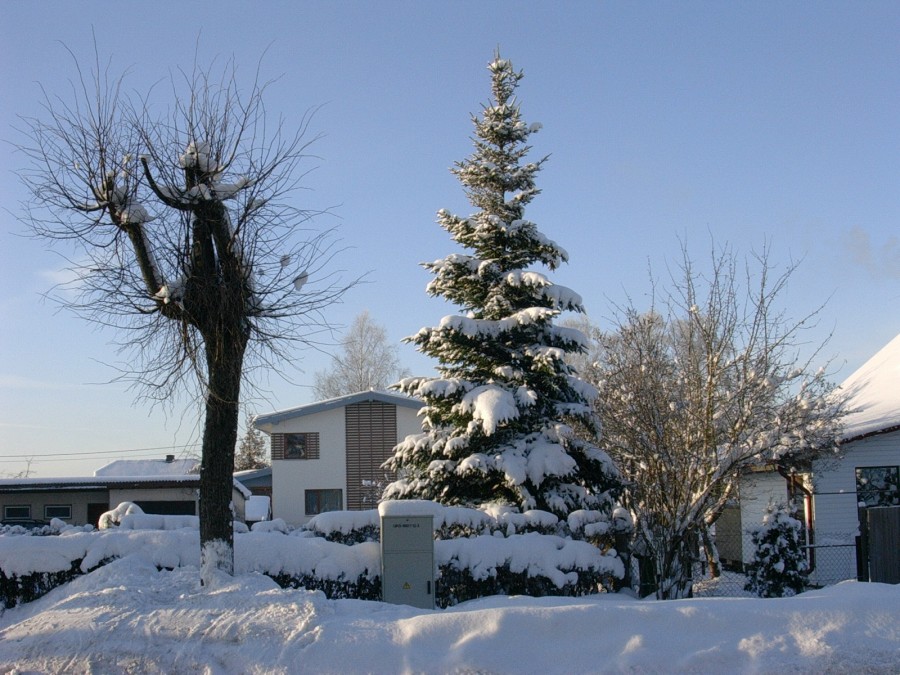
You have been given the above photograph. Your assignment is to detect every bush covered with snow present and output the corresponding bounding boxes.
[744,504,809,598]
[275,501,626,605]
[0,559,86,609]
[0,500,626,608]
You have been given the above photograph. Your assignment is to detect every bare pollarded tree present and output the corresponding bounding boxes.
[17,45,355,582]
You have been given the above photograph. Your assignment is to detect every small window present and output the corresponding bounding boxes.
[282,432,320,460]
[856,466,899,508]
[285,434,308,459]
[44,505,73,520]
[3,505,31,521]
[305,489,342,516]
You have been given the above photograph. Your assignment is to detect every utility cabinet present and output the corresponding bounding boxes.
[380,510,435,609]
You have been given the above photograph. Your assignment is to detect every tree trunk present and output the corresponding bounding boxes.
[700,523,722,578]
[655,531,695,600]
[199,326,246,585]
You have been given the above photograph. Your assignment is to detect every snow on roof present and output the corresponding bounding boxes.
[839,332,900,441]
[0,475,199,489]
[94,458,199,477]
[253,390,423,428]
[378,499,441,519]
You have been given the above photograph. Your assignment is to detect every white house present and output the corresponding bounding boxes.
[729,333,900,584]
[806,332,900,584]
[253,390,424,526]
[0,455,251,526]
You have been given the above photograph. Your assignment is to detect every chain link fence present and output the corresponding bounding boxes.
[688,521,860,598]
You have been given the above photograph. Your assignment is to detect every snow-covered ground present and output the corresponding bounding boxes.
[0,536,897,674]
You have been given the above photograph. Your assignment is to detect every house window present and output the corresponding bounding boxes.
[285,434,308,459]
[305,489,342,516]
[855,466,899,507]
[44,505,72,520]
[274,432,320,460]
[3,505,31,521]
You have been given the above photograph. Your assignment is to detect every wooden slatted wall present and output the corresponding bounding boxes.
[345,401,397,510]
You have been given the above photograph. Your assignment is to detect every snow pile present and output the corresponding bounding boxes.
[0,555,896,674]
[118,513,200,531]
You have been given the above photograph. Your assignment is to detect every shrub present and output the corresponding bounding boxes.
[744,503,809,598]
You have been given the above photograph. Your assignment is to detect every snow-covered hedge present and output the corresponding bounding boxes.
[0,501,628,608]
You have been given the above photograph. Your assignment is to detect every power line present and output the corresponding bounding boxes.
[0,452,188,464]
[0,444,199,462]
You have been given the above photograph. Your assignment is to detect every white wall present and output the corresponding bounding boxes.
[738,470,790,563]
[271,403,425,526]
[108,486,199,511]
[396,406,425,445]
[808,429,900,584]
[272,406,347,526]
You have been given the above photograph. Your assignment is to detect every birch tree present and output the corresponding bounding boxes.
[18,47,353,583]
[313,311,410,398]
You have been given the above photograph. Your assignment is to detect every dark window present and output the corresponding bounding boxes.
[279,432,320,460]
[856,466,899,507]
[3,505,31,520]
[285,434,308,459]
[44,505,72,520]
[305,489,342,516]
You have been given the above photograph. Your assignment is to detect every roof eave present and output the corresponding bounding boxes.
[254,390,423,428]
[841,423,900,445]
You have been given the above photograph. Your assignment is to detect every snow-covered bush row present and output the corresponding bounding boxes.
[0,518,94,538]
[0,560,85,610]
[305,501,632,546]
[0,500,627,608]
[99,502,201,531]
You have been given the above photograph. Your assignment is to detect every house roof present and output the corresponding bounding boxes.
[0,474,252,500]
[839,332,900,442]
[94,458,200,477]
[233,467,272,489]
[233,467,272,481]
[253,389,423,428]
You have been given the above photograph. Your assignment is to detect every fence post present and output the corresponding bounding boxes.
[856,507,870,582]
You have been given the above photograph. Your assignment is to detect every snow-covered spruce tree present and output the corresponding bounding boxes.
[383,55,622,521]
[744,504,809,598]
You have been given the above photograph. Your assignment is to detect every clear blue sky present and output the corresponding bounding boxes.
[2,1,899,477]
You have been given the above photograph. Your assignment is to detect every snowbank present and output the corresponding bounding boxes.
[0,560,896,674]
